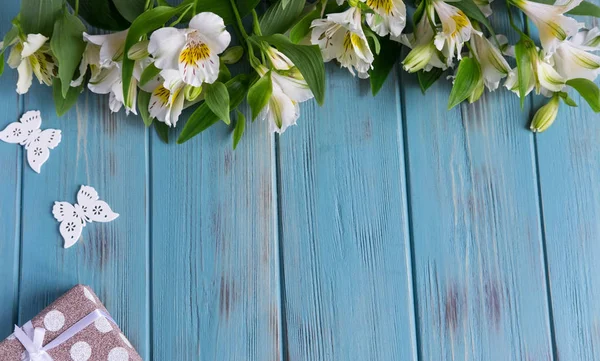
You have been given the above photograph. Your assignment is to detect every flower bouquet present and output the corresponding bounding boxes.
[1,0,599,147]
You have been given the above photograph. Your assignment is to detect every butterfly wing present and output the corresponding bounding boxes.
[0,122,30,145]
[77,185,99,206]
[84,200,119,223]
[52,202,84,248]
[19,110,42,129]
[25,129,62,173]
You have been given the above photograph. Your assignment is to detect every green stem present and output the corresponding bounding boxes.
[229,0,249,40]
[506,0,527,37]
[144,0,152,11]
[169,4,193,27]
[251,9,262,36]
[74,0,79,16]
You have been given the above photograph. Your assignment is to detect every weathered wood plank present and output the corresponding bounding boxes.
[16,88,150,358]
[535,11,600,358]
[150,109,281,360]
[400,9,554,357]
[0,3,22,339]
[277,65,417,361]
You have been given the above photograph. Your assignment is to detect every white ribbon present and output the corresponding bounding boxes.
[14,309,114,361]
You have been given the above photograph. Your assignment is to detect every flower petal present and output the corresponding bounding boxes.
[16,59,33,94]
[272,71,314,103]
[189,12,231,53]
[178,37,220,86]
[22,34,48,57]
[148,27,187,70]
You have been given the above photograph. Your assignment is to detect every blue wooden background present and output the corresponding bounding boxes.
[1,2,600,361]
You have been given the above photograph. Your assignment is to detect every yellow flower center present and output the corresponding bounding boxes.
[152,86,171,108]
[179,41,211,65]
[450,11,469,37]
[366,0,393,14]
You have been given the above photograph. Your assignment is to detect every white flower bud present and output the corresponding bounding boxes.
[530,95,560,133]
[402,42,435,73]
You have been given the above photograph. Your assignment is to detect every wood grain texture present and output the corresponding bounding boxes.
[150,108,282,361]
[535,13,600,361]
[400,7,554,359]
[16,88,150,358]
[277,65,417,361]
[0,2,21,339]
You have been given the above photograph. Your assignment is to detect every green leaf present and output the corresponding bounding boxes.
[363,26,381,55]
[257,34,325,105]
[67,0,130,31]
[204,81,231,125]
[233,110,245,150]
[112,0,146,22]
[247,71,273,120]
[515,35,534,108]
[177,74,250,144]
[451,0,496,38]
[186,0,262,24]
[20,0,62,36]
[138,90,153,126]
[51,10,87,98]
[260,0,306,35]
[52,78,82,116]
[417,68,444,93]
[123,5,185,110]
[218,62,232,83]
[558,91,578,107]
[0,52,4,77]
[140,63,161,87]
[447,57,481,109]
[290,6,321,44]
[567,78,600,112]
[155,121,169,143]
[369,37,401,96]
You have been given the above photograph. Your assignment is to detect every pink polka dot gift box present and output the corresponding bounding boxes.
[0,285,142,361]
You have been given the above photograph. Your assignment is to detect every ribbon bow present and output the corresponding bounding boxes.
[12,310,114,361]
[13,323,52,361]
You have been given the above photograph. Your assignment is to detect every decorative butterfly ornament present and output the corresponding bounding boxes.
[52,185,119,248]
[0,110,61,173]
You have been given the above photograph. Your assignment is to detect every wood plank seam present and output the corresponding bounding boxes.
[398,65,424,361]
[146,125,153,361]
[275,134,290,361]
[14,94,25,328]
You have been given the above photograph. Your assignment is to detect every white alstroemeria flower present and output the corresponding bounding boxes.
[71,42,101,87]
[149,70,186,127]
[83,30,128,68]
[510,0,583,53]
[400,15,446,72]
[552,28,600,80]
[504,51,566,97]
[363,0,407,38]
[470,34,511,90]
[256,66,314,133]
[432,0,482,65]
[148,12,231,87]
[7,34,56,94]
[311,7,374,78]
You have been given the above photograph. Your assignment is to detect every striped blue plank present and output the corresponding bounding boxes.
[277,65,417,361]
[150,108,281,361]
[0,2,21,339]
[400,7,554,359]
[535,10,600,359]
[16,87,150,358]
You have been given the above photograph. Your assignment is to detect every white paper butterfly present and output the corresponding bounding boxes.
[52,186,119,248]
[0,110,62,173]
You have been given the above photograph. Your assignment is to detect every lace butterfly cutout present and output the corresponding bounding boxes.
[52,185,119,248]
[0,110,61,173]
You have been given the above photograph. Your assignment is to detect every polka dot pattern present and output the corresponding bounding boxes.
[108,347,129,361]
[44,310,65,331]
[70,341,92,361]
[94,317,113,333]
[119,333,133,348]
[83,287,97,304]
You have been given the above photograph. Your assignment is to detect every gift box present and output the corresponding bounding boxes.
[0,285,142,361]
